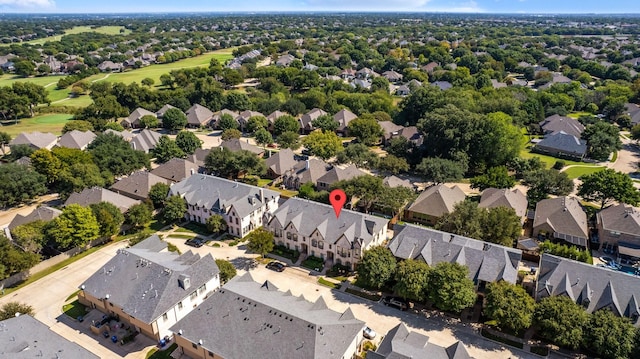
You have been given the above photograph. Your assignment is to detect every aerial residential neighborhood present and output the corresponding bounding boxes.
[1,4,640,359]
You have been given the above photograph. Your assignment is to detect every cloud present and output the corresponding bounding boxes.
[0,0,55,8]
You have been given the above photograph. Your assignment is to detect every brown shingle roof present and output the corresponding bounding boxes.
[407,184,466,218]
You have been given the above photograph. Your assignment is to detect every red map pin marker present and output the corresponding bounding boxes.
[330,189,347,218]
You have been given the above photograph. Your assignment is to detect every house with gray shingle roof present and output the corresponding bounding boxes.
[8,206,61,230]
[479,188,528,223]
[210,109,240,129]
[156,104,178,119]
[123,107,156,128]
[0,315,99,359]
[597,204,640,259]
[220,138,264,156]
[406,184,466,226]
[169,174,279,238]
[388,224,522,285]
[130,129,162,153]
[282,158,330,190]
[625,103,640,126]
[266,198,389,269]
[432,81,453,91]
[382,70,403,83]
[299,108,327,134]
[105,128,135,142]
[186,104,214,128]
[536,254,640,325]
[534,131,587,161]
[367,323,471,359]
[265,148,300,180]
[151,158,199,183]
[57,129,96,150]
[64,187,141,213]
[237,110,264,131]
[170,273,365,359]
[78,235,220,340]
[383,175,414,190]
[111,170,171,201]
[184,147,211,168]
[533,197,589,247]
[9,131,57,150]
[333,109,358,134]
[539,114,585,138]
[266,110,288,129]
[316,165,367,191]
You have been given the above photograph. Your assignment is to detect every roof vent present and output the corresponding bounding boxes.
[178,274,191,289]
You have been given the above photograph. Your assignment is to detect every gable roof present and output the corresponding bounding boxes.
[597,204,640,238]
[220,138,263,155]
[268,197,388,249]
[57,130,96,150]
[111,170,170,200]
[81,235,219,324]
[333,109,358,132]
[478,188,528,218]
[124,107,155,127]
[156,104,178,118]
[383,175,414,190]
[8,206,62,230]
[104,128,135,141]
[316,165,366,186]
[389,224,522,284]
[64,187,141,213]
[169,273,365,359]
[9,131,57,149]
[0,315,99,359]
[536,131,587,157]
[537,254,640,323]
[378,121,404,140]
[151,158,199,183]
[265,148,300,177]
[186,104,214,127]
[283,158,330,186]
[184,148,211,168]
[539,114,585,138]
[168,174,279,219]
[407,184,466,218]
[370,323,471,359]
[534,197,589,246]
[299,108,327,131]
[130,129,162,153]
[266,110,288,124]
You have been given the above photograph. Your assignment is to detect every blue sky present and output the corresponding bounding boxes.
[0,0,638,14]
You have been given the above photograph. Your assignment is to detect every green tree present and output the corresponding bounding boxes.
[206,214,227,234]
[534,296,589,349]
[46,204,100,250]
[583,310,637,359]
[30,149,63,184]
[254,127,273,146]
[245,116,268,133]
[578,169,640,208]
[377,154,410,174]
[0,164,47,208]
[8,144,35,161]
[581,121,622,161]
[0,132,10,155]
[375,186,416,218]
[152,135,185,164]
[523,168,574,204]
[139,115,159,129]
[148,182,170,208]
[273,115,300,136]
[0,302,35,320]
[483,207,522,247]
[246,228,274,258]
[436,200,485,240]
[126,203,152,229]
[205,148,266,179]
[162,108,188,131]
[302,130,342,160]
[57,162,108,197]
[218,114,239,131]
[312,114,339,133]
[88,133,149,176]
[175,131,203,154]
[215,259,237,284]
[89,202,124,238]
[221,128,242,141]
[10,220,47,253]
[484,281,535,333]
[425,262,476,313]
[336,143,379,169]
[417,157,467,184]
[356,246,397,290]
[470,166,516,191]
[14,60,36,77]
[62,120,94,134]
[333,175,384,213]
[277,131,301,149]
[393,259,430,301]
[347,116,383,146]
[162,195,187,223]
[0,235,40,279]
[141,77,155,87]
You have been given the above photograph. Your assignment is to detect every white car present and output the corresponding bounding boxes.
[363,326,376,340]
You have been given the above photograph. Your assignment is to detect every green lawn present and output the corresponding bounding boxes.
[62,300,87,319]
[563,166,605,179]
[146,343,178,359]
[0,26,131,47]
[567,111,592,119]
[1,113,73,136]
[519,148,595,168]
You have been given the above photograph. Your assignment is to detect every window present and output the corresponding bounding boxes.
[292,234,298,242]
[192,343,198,349]
[235,218,239,225]
[190,291,197,300]
[162,313,168,321]
[275,228,283,237]
[109,302,113,307]
[208,351,214,357]
[312,239,318,248]
[178,301,183,310]
[198,284,206,294]
[318,241,324,249]
[287,232,292,239]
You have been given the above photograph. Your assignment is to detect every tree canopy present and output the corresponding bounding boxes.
[205,147,266,179]
[246,228,274,258]
[578,169,640,208]
[534,296,589,350]
[163,108,188,131]
[152,135,185,163]
[484,281,535,333]
[89,201,124,238]
[347,115,383,146]
[425,262,476,313]
[302,130,342,160]
[175,131,203,154]
[0,163,47,208]
[523,168,574,204]
[393,259,430,301]
[88,133,149,176]
[45,204,100,250]
[356,246,397,290]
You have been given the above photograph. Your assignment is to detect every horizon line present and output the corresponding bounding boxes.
[2,11,640,16]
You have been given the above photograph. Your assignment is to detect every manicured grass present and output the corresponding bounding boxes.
[318,277,340,289]
[0,74,63,88]
[257,178,272,187]
[176,222,211,235]
[480,328,524,349]
[519,148,592,168]
[167,234,195,239]
[0,26,130,47]
[1,113,73,136]
[62,300,87,319]
[146,343,178,359]
[65,289,81,301]
[267,185,299,198]
[270,244,300,262]
[611,151,618,162]
[301,256,325,271]
[567,111,592,119]
[563,166,605,179]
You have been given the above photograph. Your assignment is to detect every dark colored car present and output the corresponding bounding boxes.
[266,261,286,272]
[381,296,409,311]
[301,148,312,156]
[185,238,204,248]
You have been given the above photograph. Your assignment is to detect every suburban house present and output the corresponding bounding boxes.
[168,174,280,238]
[405,184,466,225]
[130,129,162,153]
[356,67,379,79]
[299,108,327,134]
[78,235,220,340]
[382,70,403,83]
[536,254,640,324]
[8,205,61,231]
[237,110,264,131]
[266,110,288,129]
[534,131,587,161]
[539,114,585,138]
[97,60,123,72]
[276,54,296,67]
[9,131,57,150]
[111,170,171,201]
[432,81,453,90]
[151,158,199,183]
[367,323,471,359]
[57,130,96,150]
[388,224,522,287]
[156,104,179,120]
[382,175,414,190]
[282,158,330,190]
[316,165,367,191]
[184,148,211,168]
[65,187,141,213]
[478,188,528,223]
[624,103,640,126]
[105,128,136,142]
[186,104,214,128]
[597,204,640,259]
[220,138,264,156]
[266,198,389,269]
[265,148,299,180]
[378,122,423,146]
[169,273,365,359]
[210,109,239,129]
[533,197,589,247]
[0,315,99,359]
[395,85,411,96]
[123,107,156,128]
[333,109,358,134]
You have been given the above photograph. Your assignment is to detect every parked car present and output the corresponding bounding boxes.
[381,296,409,311]
[363,326,376,339]
[266,261,286,272]
[185,238,204,248]
[301,148,312,156]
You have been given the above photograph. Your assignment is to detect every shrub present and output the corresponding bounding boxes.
[553,160,566,170]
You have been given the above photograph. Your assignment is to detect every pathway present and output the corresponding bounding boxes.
[91,73,111,83]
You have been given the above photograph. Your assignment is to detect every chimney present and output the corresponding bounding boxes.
[260,188,264,203]
[305,160,310,170]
